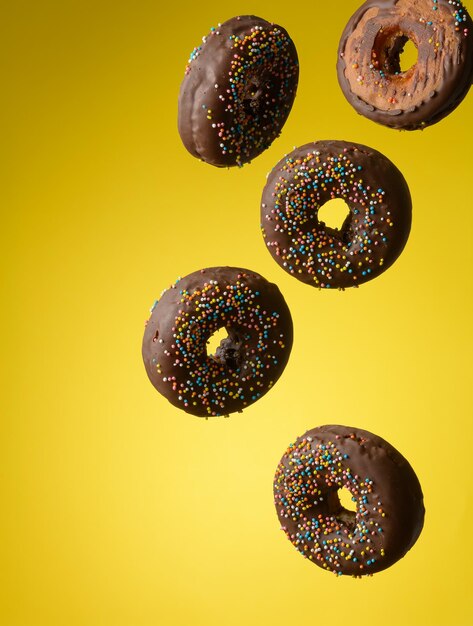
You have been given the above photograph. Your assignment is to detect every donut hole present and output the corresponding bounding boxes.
[374,30,418,75]
[207,327,241,370]
[207,327,229,357]
[336,487,357,527]
[398,38,418,73]
[242,77,263,113]
[317,198,350,231]
[338,487,357,513]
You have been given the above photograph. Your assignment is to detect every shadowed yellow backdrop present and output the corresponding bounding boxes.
[1,1,472,625]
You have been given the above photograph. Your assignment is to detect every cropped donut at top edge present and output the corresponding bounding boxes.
[142,267,293,417]
[337,0,473,129]
[274,425,425,576]
[178,15,299,167]
[261,140,412,289]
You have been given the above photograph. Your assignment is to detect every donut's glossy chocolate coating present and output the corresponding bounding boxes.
[337,0,473,129]
[274,425,425,576]
[142,267,293,417]
[261,140,412,289]
[178,16,299,167]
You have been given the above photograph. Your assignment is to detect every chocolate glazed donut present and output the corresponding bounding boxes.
[261,140,412,289]
[142,267,293,417]
[274,425,425,576]
[337,0,473,129]
[178,16,299,167]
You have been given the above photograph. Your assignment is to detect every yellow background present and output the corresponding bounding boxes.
[2,1,472,624]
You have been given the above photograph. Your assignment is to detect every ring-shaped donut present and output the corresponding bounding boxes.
[142,267,293,417]
[261,140,412,289]
[274,425,425,576]
[178,15,299,167]
[337,0,473,129]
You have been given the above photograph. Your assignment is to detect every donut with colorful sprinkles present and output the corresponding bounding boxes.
[142,267,293,417]
[274,425,425,576]
[337,0,473,129]
[261,140,412,289]
[178,15,299,167]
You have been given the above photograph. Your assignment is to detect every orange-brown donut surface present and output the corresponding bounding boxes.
[337,0,473,129]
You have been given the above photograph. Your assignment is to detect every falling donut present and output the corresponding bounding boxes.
[337,0,473,129]
[261,140,412,289]
[142,267,293,417]
[274,424,425,576]
[178,15,299,166]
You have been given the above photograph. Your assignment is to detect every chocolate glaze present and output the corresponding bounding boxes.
[261,140,412,289]
[337,0,473,129]
[142,267,293,417]
[178,16,299,167]
[274,425,425,576]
